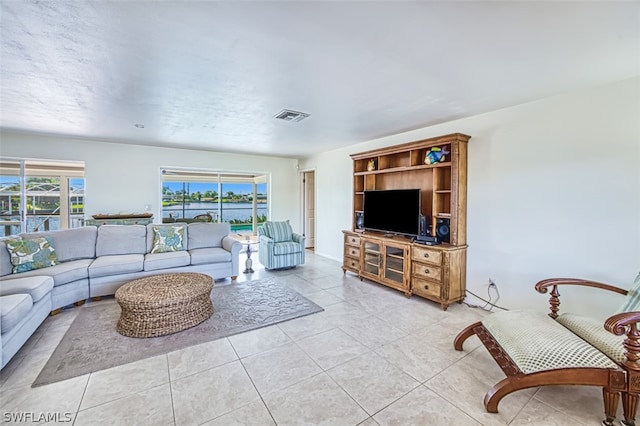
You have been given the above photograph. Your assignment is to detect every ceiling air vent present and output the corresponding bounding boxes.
[274,109,310,122]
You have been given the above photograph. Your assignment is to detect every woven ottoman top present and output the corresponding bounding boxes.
[115,273,214,337]
[115,273,213,307]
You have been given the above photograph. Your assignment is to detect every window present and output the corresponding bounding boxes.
[161,168,268,234]
[0,159,85,236]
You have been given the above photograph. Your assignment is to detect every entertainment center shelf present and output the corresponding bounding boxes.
[343,133,470,310]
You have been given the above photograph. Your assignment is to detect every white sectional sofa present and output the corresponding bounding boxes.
[0,222,241,369]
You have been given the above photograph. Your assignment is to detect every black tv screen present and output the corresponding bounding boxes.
[363,189,420,236]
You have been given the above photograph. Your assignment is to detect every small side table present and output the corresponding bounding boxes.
[243,239,259,273]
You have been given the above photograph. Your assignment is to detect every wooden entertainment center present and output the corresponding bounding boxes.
[342,133,470,310]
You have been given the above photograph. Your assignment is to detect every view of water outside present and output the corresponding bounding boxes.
[0,177,267,236]
[162,182,268,224]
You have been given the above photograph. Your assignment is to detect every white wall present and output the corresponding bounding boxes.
[300,76,640,318]
[0,134,301,231]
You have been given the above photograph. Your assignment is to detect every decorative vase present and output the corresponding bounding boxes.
[367,159,376,171]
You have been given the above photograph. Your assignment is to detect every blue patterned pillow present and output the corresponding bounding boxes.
[5,237,60,273]
[264,220,293,243]
[151,226,185,253]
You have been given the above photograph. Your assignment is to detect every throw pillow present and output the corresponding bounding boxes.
[151,225,185,253]
[5,237,60,273]
[265,220,293,243]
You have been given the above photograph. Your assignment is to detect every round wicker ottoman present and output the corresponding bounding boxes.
[115,273,214,338]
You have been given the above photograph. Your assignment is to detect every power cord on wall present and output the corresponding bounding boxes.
[464,280,508,312]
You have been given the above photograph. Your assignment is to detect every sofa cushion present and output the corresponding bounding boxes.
[0,293,33,334]
[5,237,60,273]
[150,225,186,253]
[273,241,303,256]
[96,225,147,256]
[144,251,191,271]
[189,247,232,266]
[89,254,144,278]
[146,223,187,252]
[0,276,54,303]
[2,258,92,287]
[22,227,98,262]
[264,221,293,243]
[188,223,230,250]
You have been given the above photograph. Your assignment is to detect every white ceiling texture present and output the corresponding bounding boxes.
[1,1,639,158]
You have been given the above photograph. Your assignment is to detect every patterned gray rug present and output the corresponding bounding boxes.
[33,278,323,387]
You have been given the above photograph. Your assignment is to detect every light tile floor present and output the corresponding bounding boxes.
[0,251,618,425]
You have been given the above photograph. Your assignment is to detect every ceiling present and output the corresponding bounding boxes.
[1,1,638,158]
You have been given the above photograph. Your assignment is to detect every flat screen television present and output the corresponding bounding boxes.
[363,189,421,237]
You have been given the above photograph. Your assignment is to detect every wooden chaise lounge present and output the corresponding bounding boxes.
[454,276,640,426]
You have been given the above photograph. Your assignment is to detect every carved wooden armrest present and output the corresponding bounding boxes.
[605,311,640,371]
[535,278,628,319]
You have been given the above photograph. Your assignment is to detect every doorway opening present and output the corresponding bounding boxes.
[300,170,315,250]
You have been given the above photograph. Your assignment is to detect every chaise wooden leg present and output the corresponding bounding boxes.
[602,388,620,426]
[453,321,481,351]
[50,308,62,316]
[74,300,86,307]
[622,392,638,426]
[231,276,237,281]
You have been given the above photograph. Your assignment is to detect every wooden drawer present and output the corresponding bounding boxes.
[345,234,361,247]
[412,262,442,282]
[343,257,360,271]
[344,234,360,247]
[412,246,442,265]
[412,278,441,299]
[345,246,360,259]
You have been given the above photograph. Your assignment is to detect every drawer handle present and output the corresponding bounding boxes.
[424,268,430,274]
[424,284,429,290]
[351,238,356,243]
[423,253,429,258]
[351,250,356,255]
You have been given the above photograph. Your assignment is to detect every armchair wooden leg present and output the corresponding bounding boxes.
[602,388,619,426]
[622,392,638,426]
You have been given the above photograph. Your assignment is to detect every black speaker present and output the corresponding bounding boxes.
[355,212,364,230]
[419,215,430,237]
[435,218,450,243]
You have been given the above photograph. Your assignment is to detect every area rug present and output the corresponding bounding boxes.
[33,278,323,387]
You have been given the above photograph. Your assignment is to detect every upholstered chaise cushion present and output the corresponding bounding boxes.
[556,313,626,364]
[482,310,619,374]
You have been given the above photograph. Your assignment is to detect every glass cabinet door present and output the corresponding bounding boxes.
[363,240,381,276]
[383,243,406,285]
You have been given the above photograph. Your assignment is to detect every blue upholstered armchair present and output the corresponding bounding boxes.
[257,220,305,270]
